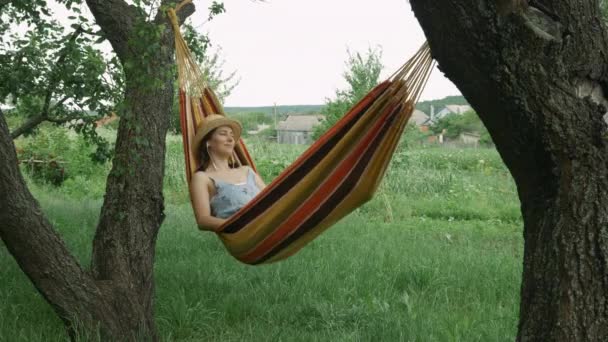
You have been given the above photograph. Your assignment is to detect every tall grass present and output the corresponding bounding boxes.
[1,136,523,341]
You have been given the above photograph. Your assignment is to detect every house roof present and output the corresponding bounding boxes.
[410,109,429,125]
[277,114,323,131]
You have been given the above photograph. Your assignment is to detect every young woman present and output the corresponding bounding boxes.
[190,114,266,232]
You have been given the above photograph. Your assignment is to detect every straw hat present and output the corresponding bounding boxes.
[193,114,242,153]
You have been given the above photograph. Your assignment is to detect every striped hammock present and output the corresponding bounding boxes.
[168,6,434,265]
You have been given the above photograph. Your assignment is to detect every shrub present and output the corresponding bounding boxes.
[19,126,72,186]
[18,125,110,189]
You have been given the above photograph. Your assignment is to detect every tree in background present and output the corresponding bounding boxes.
[230,111,272,135]
[0,1,122,161]
[312,47,383,140]
[0,1,237,140]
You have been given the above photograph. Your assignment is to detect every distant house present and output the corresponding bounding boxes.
[277,114,323,144]
[433,104,472,121]
[410,109,430,126]
[459,131,481,147]
[433,131,482,148]
[409,109,431,132]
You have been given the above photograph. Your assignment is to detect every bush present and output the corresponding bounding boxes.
[430,110,493,146]
[3,109,24,131]
[255,127,277,142]
[20,158,68,186]
[18,126,72,186]
[18,124,110,189]
[399,123,431,150]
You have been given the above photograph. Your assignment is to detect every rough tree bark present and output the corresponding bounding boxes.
[410,0,608,341]
[0,0,194,339]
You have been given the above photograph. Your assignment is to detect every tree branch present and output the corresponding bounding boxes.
[46,113,84,124]
[80,27,103,36]
[42,25,80,117]
[50,94,71,111]
[85,0,139,59]
[10,113,46,139]
[9,27,85,140]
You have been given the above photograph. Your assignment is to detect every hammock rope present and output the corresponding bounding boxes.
[168,4,434,264]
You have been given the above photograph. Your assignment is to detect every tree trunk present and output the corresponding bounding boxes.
[0,108,126,339]
[410,1,608,340]
[0,1,194,340]
[75,0,194,338]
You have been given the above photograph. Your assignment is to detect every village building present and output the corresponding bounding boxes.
[277,114,323,144]
[432,104,472,122]
[410,109,431,132]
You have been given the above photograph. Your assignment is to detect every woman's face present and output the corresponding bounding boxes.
[206,126,235,156]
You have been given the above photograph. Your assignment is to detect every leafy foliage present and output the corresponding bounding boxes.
[17,124,109,187]
[0,0,51,29]
[312,47,383,140]
[398,123,431,149]
[3,0,238,157]
[0,1,121,162]
[253,126,277,141]
[430,110,493,146]
[601,0,608,23]
[229,112,273,134]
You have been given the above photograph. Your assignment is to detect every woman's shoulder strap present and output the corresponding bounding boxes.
[245,166,256,183]
[194,170,218,187]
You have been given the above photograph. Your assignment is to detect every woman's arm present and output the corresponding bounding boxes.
[190,172,227,232]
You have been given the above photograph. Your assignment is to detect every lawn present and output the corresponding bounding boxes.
[1,134,523,341]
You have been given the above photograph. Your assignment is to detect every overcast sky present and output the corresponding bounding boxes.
[47,0,461,107]
[195,0,460,106]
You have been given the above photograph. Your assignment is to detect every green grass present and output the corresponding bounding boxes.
[0,140,523,341]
